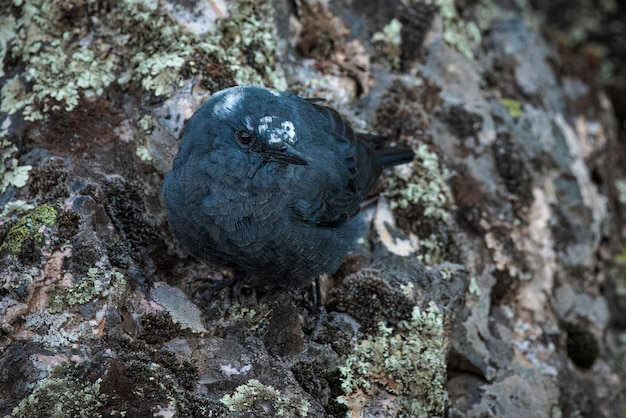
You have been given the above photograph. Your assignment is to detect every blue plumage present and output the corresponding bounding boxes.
[162,86,414,287]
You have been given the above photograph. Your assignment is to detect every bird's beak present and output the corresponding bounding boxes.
[263,145,308,166]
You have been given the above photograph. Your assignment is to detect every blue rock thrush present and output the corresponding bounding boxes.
[162,86,414,288]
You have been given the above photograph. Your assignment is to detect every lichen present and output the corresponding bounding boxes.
[338,302,447,418]
[10,364,106,418]
[1,136,32,194]
[402,0,480,59]
[500,98,523,118]
[196,0,287,89]
[47,267,109,313]
[221,379,310,417]
[387,144,450,218]
[372,18,403,69]
[0,200,35,219]
[24,310,78,348]
[1,0,286,121]
[384,144,452,265]
[0,204,57,255]
[615,179,626,205]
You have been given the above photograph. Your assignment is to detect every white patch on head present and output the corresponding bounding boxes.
[280,121,296,143]
[258,123,269,135]
[268,89,280,97]
[260,118,297,145]
[268,131,282,144]
[245,116,254,131]
[212,89,245,119]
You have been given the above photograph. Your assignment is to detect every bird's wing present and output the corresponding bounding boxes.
[291,101,382,227]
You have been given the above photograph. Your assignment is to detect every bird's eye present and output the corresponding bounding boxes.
[236,130,254,146]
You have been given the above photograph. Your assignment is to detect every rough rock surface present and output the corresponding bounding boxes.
[1,0,625,417]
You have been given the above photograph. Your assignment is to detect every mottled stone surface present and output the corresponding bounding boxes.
[1,0,625,417]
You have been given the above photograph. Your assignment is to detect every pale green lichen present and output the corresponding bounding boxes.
[48,267,109,313]
[196,0,287,89]
[403,0,480,59]
[135,145,152,161]
[24,311,78,348]
[0,204,57,254]
[372,18,403,69]
[1,0,286,121]
[616,179,626,205]
[11,364,106,418]
[386,144,450,219]
[4,0,121,120]
[338,302,447,417]
[0,14,15,78]
[1,137,33,193]
[0,200,35,219]
[468,276,481,296]
[221,379,310,417]
[385,144,452,265]
[500,98,523,118]
[419,234,446,266]
[0,76,30,114]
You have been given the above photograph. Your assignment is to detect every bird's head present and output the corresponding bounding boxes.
[195,86,310,168]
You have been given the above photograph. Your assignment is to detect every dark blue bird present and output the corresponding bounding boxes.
[162,86,414,288]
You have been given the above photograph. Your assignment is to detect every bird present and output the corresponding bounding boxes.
[162,85,414,289]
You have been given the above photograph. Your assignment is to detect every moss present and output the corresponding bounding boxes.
[10,363,106,418]
[0,204,57,255]
[152,349,199,392]
[29,157,69,201]
[338,302,447,417]
[402,0,480,59]
[334,271,415,334]
[1,0,286,121]
[140,311,185,345]
[47,267,108,313]
[221,379,310,417]
[442,104,484,138]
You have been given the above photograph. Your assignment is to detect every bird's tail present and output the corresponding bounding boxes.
[356,132,415,168]
[375,147,415,168]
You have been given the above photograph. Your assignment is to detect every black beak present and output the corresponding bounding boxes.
[263,145,308,166]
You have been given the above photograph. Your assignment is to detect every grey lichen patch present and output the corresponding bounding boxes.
[0,14,15,79]
[616,179,626,205]
[194,0,287,89]
[385,144,453,265]
[1,136,32,194]
[4,0,119,120]
[387,144,451,219]
[1,0,286,121]
[372,18,403,69]
[338,302,447,418]
[10,364,106,418]
[403,0,481,59]
[0,204,57,255]
[24,311,77,349]
[47,267,110,314]
[221,379,310,417]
